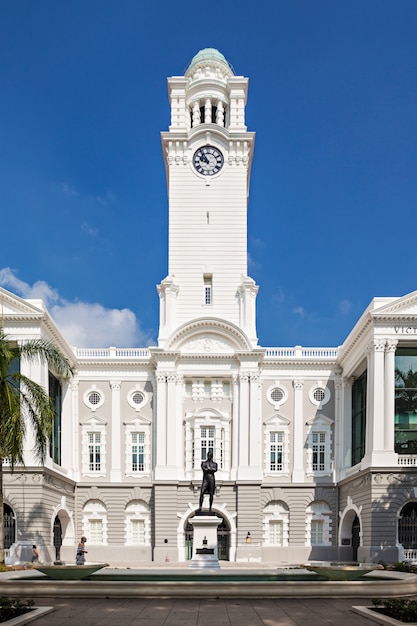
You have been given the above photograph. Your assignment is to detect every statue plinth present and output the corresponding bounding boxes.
[188,514,222,569]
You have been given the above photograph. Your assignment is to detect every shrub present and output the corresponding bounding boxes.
[372,598,417,623]
[0,597,34,623]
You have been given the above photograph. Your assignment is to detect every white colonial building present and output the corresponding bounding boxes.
[3,48,417,566]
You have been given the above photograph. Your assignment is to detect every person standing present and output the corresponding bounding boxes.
[76,536,88,565]
[31,545,39,563]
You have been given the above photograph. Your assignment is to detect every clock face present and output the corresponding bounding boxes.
[193,146,224,176]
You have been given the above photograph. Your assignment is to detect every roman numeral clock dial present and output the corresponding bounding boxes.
[193,146,224,176]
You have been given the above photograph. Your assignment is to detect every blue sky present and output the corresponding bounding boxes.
[1,0,417,348]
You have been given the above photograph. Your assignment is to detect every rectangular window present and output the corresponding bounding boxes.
[269,432,283,471]
[201,427,215,460]
[352,371,367,465]
[131,519,145,545]
[395,348,417,454]
[204,274,212,305]
[89,519,103,543]
[311,520,324,545]
[49,372,62,465]
[88,433,101,471]
[269,520,283,546]
[312,432,326,471]
[131,433,145,472]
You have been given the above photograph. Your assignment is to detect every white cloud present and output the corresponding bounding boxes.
[0,268,155,348]
[294,306,306,316]
[339,299,352,315]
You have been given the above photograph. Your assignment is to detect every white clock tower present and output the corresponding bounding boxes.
[158,48,258,347]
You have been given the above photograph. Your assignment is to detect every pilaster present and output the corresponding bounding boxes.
[109,380,121,481]
[292,379,305,482]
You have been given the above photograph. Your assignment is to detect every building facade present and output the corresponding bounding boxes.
[3,49,417,566]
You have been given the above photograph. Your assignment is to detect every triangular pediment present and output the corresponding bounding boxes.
[372,291,417,317]
[264,414,290,427]
[0,287,44,317]
[306,413,333,426]
[123,415,151,427]
[79,414,107,427]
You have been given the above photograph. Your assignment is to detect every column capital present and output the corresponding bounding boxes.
[293,379,304,390]
[367,338,386,354]
[386,339,399,353]
[109,380,121,391]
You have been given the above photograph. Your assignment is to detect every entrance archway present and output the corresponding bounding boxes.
[398,502,417,560]
[3,504,16,549]
[352,515,360,561]
[185,514,230,561]
[53,516,62,562]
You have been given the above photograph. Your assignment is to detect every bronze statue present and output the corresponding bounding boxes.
[199,451,218,511]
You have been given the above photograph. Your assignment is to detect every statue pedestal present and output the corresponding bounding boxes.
[188,513,222,569]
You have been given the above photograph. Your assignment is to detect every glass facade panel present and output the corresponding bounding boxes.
[395,348,417,454]
[49,372,62,465]
[352,371,367,465]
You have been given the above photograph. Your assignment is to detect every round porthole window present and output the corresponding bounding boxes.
[128,388,148,410]
[271,388,284,403]
[132,391,145,406]
[267,385,287,409]
[313,388,326,403]
[88,391,101,405]
[309,385,330,408]
[83,388,104,411]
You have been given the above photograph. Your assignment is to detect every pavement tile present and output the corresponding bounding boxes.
[23,596,384,626]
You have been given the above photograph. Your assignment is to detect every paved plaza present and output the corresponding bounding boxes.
[29,596,375,626]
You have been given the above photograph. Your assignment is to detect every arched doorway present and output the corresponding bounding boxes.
[185,514,230,561]
[3,504,16,549]
[398,502,417,560]
[53,516,63,562]
[352,515,360,561]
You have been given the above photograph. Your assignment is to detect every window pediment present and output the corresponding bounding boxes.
[80,415,107,427]
[264,414,290,427]
[123,415,151,427]
[306,413,333,427]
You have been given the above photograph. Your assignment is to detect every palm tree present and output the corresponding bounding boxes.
[0,330,73,565]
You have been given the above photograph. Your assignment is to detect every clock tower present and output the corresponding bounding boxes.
[158,48,258,347]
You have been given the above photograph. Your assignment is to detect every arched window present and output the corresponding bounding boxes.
[82,500,108,545]
[306,500,332,546]
[124,501,151,546]
[263,501,289,546]
[3,504,16,549]
[398,502,417,561]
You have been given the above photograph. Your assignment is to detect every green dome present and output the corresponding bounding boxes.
[185,48,234,75]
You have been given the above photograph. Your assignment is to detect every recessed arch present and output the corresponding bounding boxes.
[166,318,253,353]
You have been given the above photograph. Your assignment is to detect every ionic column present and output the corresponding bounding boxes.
[166,373,178,473]
[385,339,398,454]
[362,339,386,467]
[110,380,121,481]
[71,380,80,480]
[333,371,343,477]
[231,374,239,480]
[154,373,167,478]
[237,373,250,478]
[248,372,261,474]
[343,377,354,469]
[292,379,304,482]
